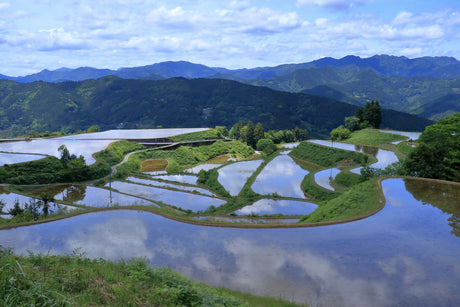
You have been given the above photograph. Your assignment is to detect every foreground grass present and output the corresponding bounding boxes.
[0,248,304,306]
[300,178,383,223]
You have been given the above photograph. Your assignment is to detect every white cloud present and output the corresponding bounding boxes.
[297,0,364,10]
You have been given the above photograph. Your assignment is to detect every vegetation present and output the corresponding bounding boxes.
[356,101,382,129]
[404,113,460,182]
[0,140,144,184]
[290,142,371,168]
[116,140,254,178]
[342,129,406,146]
[300,178,383,223]
[0,247,303,306]
[0,77,431,139]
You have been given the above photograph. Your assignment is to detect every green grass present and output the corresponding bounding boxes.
[300,178,383,223]
[300,173,340,203]
[170,129,221,142]
[342,129,406,146]
[290,142,371,168]
[116,140,254,178]
[0,247,304,306]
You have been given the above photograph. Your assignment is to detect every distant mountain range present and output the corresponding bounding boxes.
[0,77,432,139]
[1,55,459,121]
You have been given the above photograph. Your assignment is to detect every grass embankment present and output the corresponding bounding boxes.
[170,129,221,142]
[342,129,406,146]
[290,142,372,167]
[341,128,416,160]
[300,178,383,223]
[0,247,303,306]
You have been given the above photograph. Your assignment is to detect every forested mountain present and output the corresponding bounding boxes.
[1,55,458,122]
[0,77,432,138]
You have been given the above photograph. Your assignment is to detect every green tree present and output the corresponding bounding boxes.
[344,116,360,132]
[254,123,265,145]
[58,145,71,166]
[245,121,256,148]
[293,126,308,141]
[356,101,382,129]
[404,113,460,182]
[256,138,276,155]
[331,125,351,141]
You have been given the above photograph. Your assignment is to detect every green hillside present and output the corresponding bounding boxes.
[250,67,460,119]
[0,77,432,138]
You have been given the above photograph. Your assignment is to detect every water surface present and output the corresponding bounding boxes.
[107,181,226,212]
[0,152,46,166]
[34,184,157,208]
[218,160,263,196]
[0,139,114,164]
[234,199,317,216]
[0,178,459,306]
[314,168,341,191]
[251,155,308,198]
[126,177,215,196]
[54,128,209,140]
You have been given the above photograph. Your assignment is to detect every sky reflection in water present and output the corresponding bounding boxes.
[0,139,114,164]
[234,199,317,216]
[218,160,263,196]
[251,155,308,198]
[107,181,225,212]
[0,178,459,307]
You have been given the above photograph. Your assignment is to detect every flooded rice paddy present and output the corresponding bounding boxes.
[314,168,341,191]
[251,155,309,198]
[0,152,47,166]
[234,198,318,216]
[217,160,263,196]
[106,181,226,212]
[0,178,458,306]
[308,140,399,173]
[125,176,215,196]
[0,139,114,165]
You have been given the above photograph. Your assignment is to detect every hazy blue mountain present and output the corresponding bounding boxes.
[3,55,460,83]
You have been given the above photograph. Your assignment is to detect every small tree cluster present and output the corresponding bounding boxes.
[230,121,265,149]
[355,100,382,129]
[230,122,308,149]
[58,145,86,168]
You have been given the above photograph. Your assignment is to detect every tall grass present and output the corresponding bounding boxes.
[0,247,304,306]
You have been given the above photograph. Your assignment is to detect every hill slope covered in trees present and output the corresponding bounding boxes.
[0,77,432,138]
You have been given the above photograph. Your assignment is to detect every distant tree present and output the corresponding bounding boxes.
[58,145,71,166]
[344,116,360,132]
[330,125,351,141]
[230,122,244,139]
[356,101,382,129]
[245,121,256,148]
[293,126,308,141]
[86,125,100,133]
[214,126,228,137]
[256,138,277,155]
[254,123,265,145]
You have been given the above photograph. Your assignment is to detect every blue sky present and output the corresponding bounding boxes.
[1,0,459,76]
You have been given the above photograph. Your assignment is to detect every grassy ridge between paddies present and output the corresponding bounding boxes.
[0,247,304,307]
[290,141,372,167]
[300,178,384,223]
[341,129,407,146]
